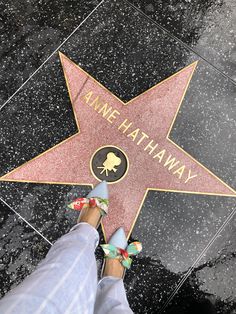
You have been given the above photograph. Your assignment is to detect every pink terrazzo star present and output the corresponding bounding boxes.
[1,52,235,241]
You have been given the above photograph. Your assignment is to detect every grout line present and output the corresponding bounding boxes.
[0,197,53,246]
[159,206,236,313]
[125,0,236,86]
[0,0,105,112]
[0,0,235,307]
[1,0,235,113]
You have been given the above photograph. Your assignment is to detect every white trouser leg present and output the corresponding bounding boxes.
[94,276,133,314]
[0,223,99,314]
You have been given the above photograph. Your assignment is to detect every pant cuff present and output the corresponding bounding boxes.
[70,222,100,247]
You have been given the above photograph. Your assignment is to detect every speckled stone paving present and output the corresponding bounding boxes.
[0,0,236,313]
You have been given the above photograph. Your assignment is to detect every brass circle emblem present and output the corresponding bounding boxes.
[90,145,129,183]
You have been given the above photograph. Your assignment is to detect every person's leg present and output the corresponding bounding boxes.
[0,223,99,314]
[94,227,142,314]
[95,276,133,314]
[0,181,108,314]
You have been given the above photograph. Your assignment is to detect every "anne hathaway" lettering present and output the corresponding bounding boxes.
[82,90,198,184]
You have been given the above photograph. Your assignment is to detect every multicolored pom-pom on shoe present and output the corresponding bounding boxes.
[101,227,142,278]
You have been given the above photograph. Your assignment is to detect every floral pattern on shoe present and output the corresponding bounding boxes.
[68,197,109,216]
[101,242,142,269]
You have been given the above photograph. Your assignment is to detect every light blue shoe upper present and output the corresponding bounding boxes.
[87,181,108,199]
[109,227,127,250]
[87,182,127,249]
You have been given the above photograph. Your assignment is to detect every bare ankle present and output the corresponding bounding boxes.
[79,206,101,228]
[103,258,125,279]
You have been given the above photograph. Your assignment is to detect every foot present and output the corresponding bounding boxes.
[103,258,125,278]
[101,227,142,278]
[103,227,127,278]
[68,181,108,229]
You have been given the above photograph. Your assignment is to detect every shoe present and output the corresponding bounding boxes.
[68,181,109,228]
[109,227,127,249]
[87,180,108,200]
[101,227,142,278]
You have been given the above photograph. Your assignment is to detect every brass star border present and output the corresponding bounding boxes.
[1,52,235,241]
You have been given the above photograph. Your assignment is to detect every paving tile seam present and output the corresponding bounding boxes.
[125,0,236,87]
[0,197,53,246]
[1,1,235,310]
[0,0,105,112]
[159,206,236,313]
[1,0,236,117]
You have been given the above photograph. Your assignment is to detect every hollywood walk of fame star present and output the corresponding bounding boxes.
[1,52,235,241]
